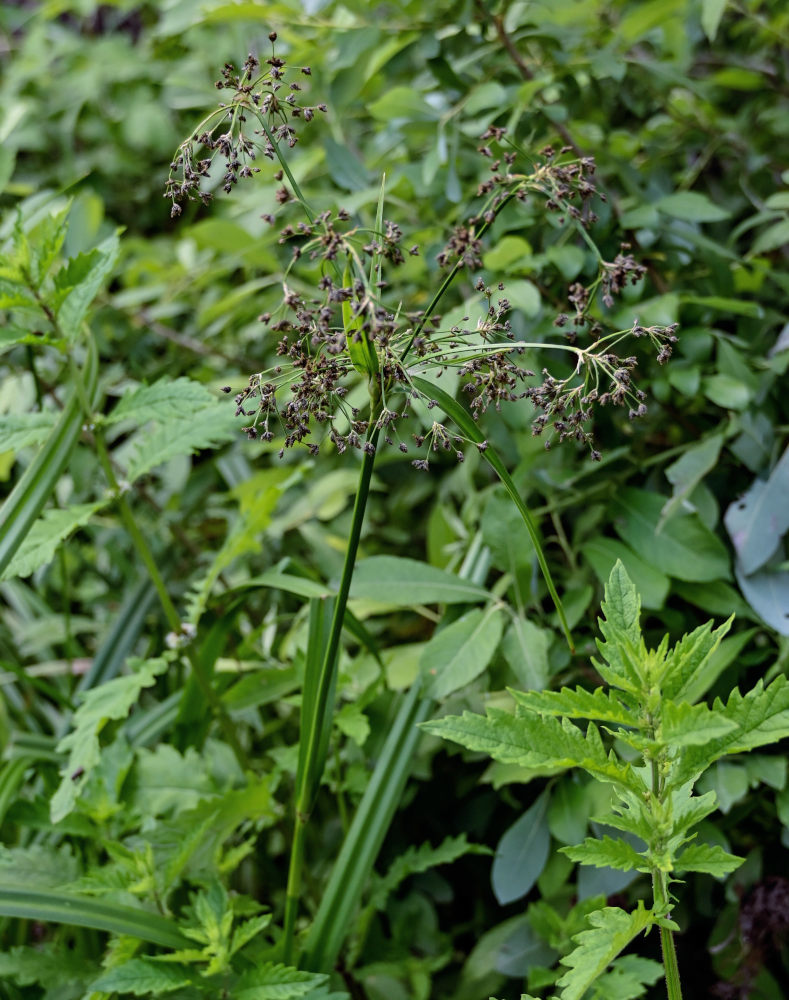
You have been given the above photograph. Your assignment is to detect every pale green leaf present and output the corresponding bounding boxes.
[673,842,743,876]
[583,537,669,610]
[589,954,664,1000]
[724,446,789,575]
[124,405,238,482]
[1,500,108,581]
[349,555,490,606]
[501,616,551,690]
[661,434,724,525]
[107,377,216,426]
[593,562,645,694]
[0,411,58,452]
[561,835,647,873]
[656,191,731,222]
[51,656,170,823]
[701,0,728,40]
[0,943,90,988]
[423,607,504,699]
[91,958,192,995]
[556,903,656,1000]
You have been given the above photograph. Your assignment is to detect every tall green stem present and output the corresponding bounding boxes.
[650,756,683,1000]
[283,417,381,964]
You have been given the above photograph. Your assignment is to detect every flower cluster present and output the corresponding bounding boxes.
[167,58,676,467]
[165,39,325,217]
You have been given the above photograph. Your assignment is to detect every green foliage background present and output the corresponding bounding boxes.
[1,0,788,997]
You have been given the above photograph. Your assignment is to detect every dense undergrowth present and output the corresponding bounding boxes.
[1,1,788,998]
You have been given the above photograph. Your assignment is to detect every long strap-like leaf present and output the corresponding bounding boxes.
[0,340,98,577]
[0,887,190,949]
[410,375,574,651]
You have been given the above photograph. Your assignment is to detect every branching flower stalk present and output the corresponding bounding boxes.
[167,43,677,964]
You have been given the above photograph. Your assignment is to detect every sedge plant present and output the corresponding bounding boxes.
[424,561,789,1000]
[163,43,679,968]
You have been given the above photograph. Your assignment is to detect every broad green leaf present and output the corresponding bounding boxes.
[1,500,107,581]
[556,903,656,1000]
[735,564,789,636]
[130,744,213,817]
[660,615,734,702]
[368,86,439,122]
[589,954,664,1000]
[583,537,669,610]
[0,944,90,989]
[423,607,503,699]
[106,376,216,426]
[55,231,120,341]
[611,488,730,582]
[547,778,595,846]
[0,844,79,889]
[751,218,789,255]
[682,295,763,318]
[91,959,193,995]
[423,709,637,789]
[701,0,728,40]
[124,405,238,482]
[51,656,170,823]
[673,843,742,876]
[661,434,723,525]
[724,446,789,575]
[349,555,490,606]
[482,488,536,573]
[235,963,328,999]
[561,835,647,873]
[702,374,751,410]
[501,617,551,691]
[0,411,58,452]
[592,562,645,694]
[656,191,731,222]
[510,686,636,727]
[323,136,371,192]
[491,790,551,905]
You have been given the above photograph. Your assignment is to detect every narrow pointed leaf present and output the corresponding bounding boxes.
[561,835,647,873]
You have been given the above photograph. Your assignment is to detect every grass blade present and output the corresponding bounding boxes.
[410,375,574,651]
[0,887,190,948]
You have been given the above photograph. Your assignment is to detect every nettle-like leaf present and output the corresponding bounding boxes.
[555,902,656,1000]
[54,230,121,342]
[422,709,637,789]
[91,958,194,996]
[589,954,664,1000]
[51,656,171,823]
[106,377,218,427]
[511,686,637,727]
[368,834,487,911]
[0,942,93,989]
[561,835,648,874]
[673,842,743,877]
[592,787,654,844]
[672,675,789,786]
[235,963,329,999]
[124,404,238,483]
[658,701,738,748]
[0,411,58,452]
[593,564,646,694]
[0,500,108,581]
[659,616,734,703]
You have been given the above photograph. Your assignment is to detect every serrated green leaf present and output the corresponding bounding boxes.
[423,709,637,789]
[556,903,655,1000]
[235,963,328,1000]
[106,376,216,426]
[673,842,743,876]
[560,835,647,873]
[511,686,637,727]
[51,656,170,823]
[91,958,193,995]
[661,616,735,703]
[659,700,738,748]
[0,411,58,452]
[124,405,238,482]
[55,231,120,341]
[1,500,107,581]
[369,834,486,912]
[589,954,664,1000]
[673,676,789,786]
[593,562,645,694]
[0,943,91,988]
[423,607,503,699]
